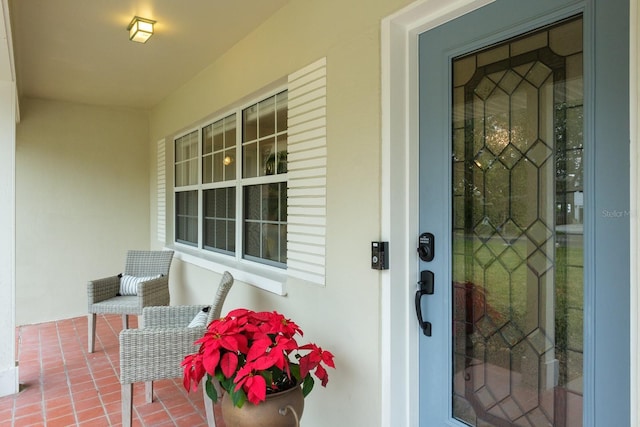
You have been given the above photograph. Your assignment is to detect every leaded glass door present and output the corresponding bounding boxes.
[417,0,629,426]
[451,16,583,426]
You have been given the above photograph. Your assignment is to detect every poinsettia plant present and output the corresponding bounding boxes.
[182,308,335,408]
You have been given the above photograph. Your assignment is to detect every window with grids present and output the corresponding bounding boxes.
[174,90,288,267]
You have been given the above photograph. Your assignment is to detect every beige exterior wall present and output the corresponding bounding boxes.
[15,98,150,325]
[148,0,413,425]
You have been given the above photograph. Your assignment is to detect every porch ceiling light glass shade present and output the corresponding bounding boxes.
[127,16,155,43]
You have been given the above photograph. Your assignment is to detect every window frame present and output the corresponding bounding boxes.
[171,86,289,281]
[163,58,328,293]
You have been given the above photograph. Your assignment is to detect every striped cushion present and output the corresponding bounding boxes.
[187,309,209,328]
[119,274,162,296]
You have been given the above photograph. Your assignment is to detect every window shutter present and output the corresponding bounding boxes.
[157,139,166,243]
[287,58,327,285]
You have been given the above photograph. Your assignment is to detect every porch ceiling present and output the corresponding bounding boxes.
[8,0,289,110]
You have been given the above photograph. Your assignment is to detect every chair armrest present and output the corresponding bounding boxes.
[119,326,206,384]
[87,275,120,305]
[137,276,170,309]
[143,305,207,329]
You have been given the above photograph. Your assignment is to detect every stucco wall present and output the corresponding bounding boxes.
[148,0,413,425]
[15,98,150,325]
[0,81,18,397]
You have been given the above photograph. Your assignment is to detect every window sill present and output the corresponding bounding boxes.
[166,245,287,296]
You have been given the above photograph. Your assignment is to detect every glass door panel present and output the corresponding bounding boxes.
[451,16,583,427]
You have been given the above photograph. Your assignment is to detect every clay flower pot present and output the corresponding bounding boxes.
[221,384,304,427]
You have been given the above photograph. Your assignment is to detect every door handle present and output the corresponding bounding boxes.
[415,270,434,336]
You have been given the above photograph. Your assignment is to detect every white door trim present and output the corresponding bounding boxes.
[381,1,638,426]
[380,1,494,426]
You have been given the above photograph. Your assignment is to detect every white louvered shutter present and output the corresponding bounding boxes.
[157,139,166,243]
[287,58,327,285]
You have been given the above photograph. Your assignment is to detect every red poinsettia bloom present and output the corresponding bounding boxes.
[182,309,335,408]
[182,353,205,392]
[299,343,335,386]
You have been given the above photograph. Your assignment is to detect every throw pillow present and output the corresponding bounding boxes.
[188,307,211,328]
[119,274,162,296]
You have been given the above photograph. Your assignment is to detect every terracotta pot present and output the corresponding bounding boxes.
[221,385,304,427]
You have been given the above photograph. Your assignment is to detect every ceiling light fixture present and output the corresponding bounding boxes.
[127,16,156,43]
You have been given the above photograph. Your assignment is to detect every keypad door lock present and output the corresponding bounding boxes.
[417,232,434,262]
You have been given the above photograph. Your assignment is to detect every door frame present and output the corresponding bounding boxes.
[379,0,639,426]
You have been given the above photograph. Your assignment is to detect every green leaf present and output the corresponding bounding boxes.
[205,376,219,402]
[230,387,247,408]
[259,370,273,385]
[290,364,301,382]
[302,375,315,397]
[218,376,235,394]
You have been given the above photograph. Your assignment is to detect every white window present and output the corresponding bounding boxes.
[173,90,288,268]
[162,57,328,290]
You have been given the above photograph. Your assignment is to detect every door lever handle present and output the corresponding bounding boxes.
[415,270,434,336]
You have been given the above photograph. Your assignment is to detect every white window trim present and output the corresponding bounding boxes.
[171,245,288,295]
[170,90,289,294]
[162,58,328,295]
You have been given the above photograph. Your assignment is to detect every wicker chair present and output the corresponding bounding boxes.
[119,271,234,427]
[87,250,174,353]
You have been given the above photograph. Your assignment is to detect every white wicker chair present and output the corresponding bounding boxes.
[87,250,174,353]
[119,271,234,427]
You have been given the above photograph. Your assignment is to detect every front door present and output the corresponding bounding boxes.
[417,0,629,426]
